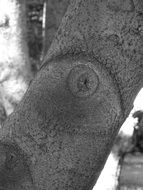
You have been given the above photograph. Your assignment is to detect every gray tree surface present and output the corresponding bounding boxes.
[42,0,70,57]
[0,0,143,190]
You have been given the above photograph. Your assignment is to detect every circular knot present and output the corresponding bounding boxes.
[67,64,99,98]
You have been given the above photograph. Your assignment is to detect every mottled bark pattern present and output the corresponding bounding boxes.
[44,0,143,115]
[0,0,143,190]
[0,141,34,190]
[1,55,121,189]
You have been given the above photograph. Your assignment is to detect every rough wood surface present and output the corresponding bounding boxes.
[1,0,143,189]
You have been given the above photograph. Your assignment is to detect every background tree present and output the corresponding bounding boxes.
[26,0,44,74]
[0,0,32,116]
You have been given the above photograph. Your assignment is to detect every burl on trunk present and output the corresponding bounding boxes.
[1,0,143,189]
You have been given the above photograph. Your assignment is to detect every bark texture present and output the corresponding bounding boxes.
[1,0,143,190]
[42,0,70,57]
[44,0,143,116]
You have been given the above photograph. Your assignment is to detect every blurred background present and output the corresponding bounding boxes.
[0,0,143,189]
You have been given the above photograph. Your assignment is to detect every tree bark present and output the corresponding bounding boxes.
[1,0,143,190]
[44,0,143,117]
[42,0,70,57]
[0,0,32,115]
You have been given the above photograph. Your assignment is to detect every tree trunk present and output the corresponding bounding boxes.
[119,154,143,189]
[0,0,32,115]
[0,90,7,128]
[1,0,143,190]
[42,0,70,57]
